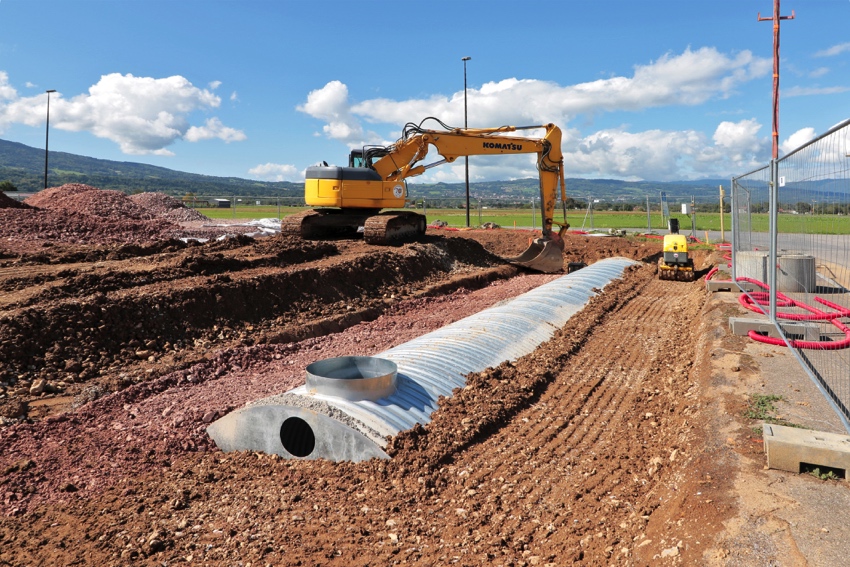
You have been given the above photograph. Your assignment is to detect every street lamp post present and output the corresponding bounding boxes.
[44,89,56,189]
[462,56,471,227]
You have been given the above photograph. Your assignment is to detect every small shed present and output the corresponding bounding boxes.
[214,199,231,208]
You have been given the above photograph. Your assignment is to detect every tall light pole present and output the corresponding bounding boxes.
[462,56,471,227]
[44,89,56,189]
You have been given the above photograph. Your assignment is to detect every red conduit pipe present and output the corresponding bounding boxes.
[748,319,850,350]
[735,277,850,350]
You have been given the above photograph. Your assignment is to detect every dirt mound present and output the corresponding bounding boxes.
[436,227,662,264]
[0,207,179,252]
[130,192,209,222]
[22,183,99,208]
[0,184,189,254]
[25,184,152,220]
[0,192,29,210]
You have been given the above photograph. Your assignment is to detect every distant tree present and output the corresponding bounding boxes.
[0,180,17,192]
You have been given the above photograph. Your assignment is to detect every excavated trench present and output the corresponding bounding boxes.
[208,258,638,462]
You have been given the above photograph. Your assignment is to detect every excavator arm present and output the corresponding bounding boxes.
[371,119,568,241]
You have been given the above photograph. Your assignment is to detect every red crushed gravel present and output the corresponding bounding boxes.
[0,192,29,210]
[1,185,747,566]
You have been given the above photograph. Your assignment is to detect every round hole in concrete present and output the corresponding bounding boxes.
[279,416,315,458]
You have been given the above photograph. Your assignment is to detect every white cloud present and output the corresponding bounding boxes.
[563,120,770,181]
[248,162,301,182]
[809,67,830,78]
[297,47,773,181]
[0,72,17,101]
[713,119,763,155]
[814,42,850,58]
[185,117,247,143]
[0,72,245,155]
[296,81,384,147]
[338,47,770,131]
[781,128,816,154]
[403,120,770,184]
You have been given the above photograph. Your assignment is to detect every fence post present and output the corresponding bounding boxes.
[531,199,536,230]
[730,178,737,282]
[768,159,778,324]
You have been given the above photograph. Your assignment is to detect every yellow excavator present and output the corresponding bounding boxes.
[282,117,569,272]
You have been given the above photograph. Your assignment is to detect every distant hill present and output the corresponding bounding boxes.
[1,137,756,204]
[0,138,302,197]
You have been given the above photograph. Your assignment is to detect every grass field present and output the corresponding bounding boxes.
[195,206,850,235]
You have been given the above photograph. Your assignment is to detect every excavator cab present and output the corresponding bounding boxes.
[349,150,366,168]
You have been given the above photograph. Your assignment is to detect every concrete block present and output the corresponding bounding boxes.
[729,317,820,341]
[777,254,816,293]
[735,251,768,282]
[764,424,850,480]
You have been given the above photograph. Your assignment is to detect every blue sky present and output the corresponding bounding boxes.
[1,0,848,183]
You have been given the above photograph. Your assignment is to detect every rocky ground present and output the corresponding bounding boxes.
[0,185,843,566]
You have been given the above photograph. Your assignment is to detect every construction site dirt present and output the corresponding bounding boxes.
[1,186,846,566]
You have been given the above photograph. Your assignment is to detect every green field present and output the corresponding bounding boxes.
[195,206,850,235]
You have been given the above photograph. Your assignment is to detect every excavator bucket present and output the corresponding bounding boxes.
[505,237,564,273]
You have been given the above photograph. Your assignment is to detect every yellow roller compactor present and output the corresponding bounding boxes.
[658,219,695,281]
[283,117,570,273]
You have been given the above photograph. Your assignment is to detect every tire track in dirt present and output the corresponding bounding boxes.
[397,267,707,564]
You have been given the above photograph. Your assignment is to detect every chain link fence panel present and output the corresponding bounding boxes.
[732,118,850,431]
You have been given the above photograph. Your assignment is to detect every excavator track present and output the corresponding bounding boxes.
[281,209,377,240]
[280,210,321,239]
[363,211,427,245]
[281,209,425,244]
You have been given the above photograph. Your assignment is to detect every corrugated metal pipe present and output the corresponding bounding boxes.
[207,256,638,462]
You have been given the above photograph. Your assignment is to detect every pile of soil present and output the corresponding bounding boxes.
[1,195,742,565]
[129,192,209,222]
[0,192,29,210]
[0,186,246,256]
[24,184,154,220]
